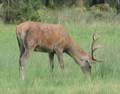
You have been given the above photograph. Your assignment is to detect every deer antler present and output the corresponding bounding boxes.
[91,33,102,62]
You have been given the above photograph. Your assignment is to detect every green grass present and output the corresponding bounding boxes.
[0,12,120,94]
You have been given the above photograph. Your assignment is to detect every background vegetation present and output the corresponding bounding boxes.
[0,0,120,94]
[0,0,119,23]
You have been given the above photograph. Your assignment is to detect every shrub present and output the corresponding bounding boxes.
[0,0,41,23]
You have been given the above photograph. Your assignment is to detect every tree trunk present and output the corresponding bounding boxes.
[116,0,120,14]
[45,0,49,6]
[0,0,2,4]
[45,0,54,7]
[91,0,106,6]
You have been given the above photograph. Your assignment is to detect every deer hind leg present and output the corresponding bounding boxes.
[19,44,35,80]
[48,52,54,77]
[19,47,30,80]
[16,35,25,57]
[56,49,64,76]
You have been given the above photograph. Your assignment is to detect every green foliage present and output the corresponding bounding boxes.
[16,0,41,22]
[0,0,119,23]
[0,0,41,23]
[106,0,115,7]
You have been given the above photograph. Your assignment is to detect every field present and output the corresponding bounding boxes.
[0,10,120,94]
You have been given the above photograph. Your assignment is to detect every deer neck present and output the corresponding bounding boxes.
[68,42,91,62]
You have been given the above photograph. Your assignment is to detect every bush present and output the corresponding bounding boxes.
[0,0,41,23]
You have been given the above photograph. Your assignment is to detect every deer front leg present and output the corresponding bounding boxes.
[48,52,54,77]
[56,50,64,76]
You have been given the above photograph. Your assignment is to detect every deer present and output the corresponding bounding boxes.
[16,21,100,80]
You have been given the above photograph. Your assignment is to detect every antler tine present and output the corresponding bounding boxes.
[91,33,99,52]
[91,33,102,62]
[93,45,103,52]
[92,33,100,42]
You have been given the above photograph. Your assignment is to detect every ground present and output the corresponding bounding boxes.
[0,12,120,94]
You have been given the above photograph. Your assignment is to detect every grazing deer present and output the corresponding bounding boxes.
[16,21,100,80]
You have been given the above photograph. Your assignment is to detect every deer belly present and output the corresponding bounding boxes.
[34,45,54,53]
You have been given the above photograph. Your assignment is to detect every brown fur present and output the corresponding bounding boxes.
[16,21,92,80]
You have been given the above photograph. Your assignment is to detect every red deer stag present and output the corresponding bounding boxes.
[16,21,99,80]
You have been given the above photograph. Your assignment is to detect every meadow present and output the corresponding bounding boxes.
[0,9,120,94]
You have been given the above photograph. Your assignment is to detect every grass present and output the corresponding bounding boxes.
[0,9,120,94]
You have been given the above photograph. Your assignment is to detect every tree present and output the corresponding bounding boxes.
[0,0,40,23]
[0,0,2,4]
[1,0,19,22]
[45,0,54,7]
[90,0,106,6]
[116,0,120,14]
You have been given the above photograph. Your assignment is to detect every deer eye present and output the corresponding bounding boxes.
[80,59,84,62]
[85,60,89,63]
